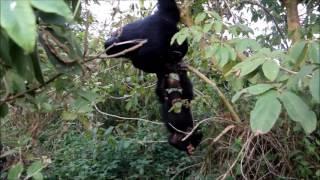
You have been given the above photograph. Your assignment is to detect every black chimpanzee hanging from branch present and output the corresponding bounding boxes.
[104,0,202,155]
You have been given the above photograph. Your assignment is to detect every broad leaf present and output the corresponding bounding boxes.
[308,42,320,64]
[287,65,317,91]
[250,91,281,134]
[5,70,26,93]
[30,44,44,84]
[0,103,9,118]
[62,111,78,121]
[232,57,265,77]
[262,60,279,81]
[232,84,274,103]
[0,0,36,53]
[31,0,72,20]
[8,162,24,180]
[309,69,320,103]
[279,91,317,134]
[289,41,307,65]
[215,45,229,67]
[27,161,43,178]
[195,12,206,24]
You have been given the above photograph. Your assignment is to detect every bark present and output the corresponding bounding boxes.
[283,0,301,43]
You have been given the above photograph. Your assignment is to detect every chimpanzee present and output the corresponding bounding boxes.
[104,0,202,154]
[104,0,188,73]
[156,69,203,155]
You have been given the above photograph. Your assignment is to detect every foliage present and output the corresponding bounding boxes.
[1,0,319,179]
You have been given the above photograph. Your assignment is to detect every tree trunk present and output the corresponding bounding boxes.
[283,0,301,43]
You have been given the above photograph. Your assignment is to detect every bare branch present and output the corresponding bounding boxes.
[187,65,241,122]
[94,104,163,125]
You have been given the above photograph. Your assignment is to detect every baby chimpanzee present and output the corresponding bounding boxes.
[156,68,202,155]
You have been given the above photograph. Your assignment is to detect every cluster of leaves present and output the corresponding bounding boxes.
[44,125,191,179]
[173,8,319,135]
[0,0,83,118]
[7,161,48,180]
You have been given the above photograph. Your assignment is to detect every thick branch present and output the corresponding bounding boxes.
[282,0,301,43]
[187,65,241,122]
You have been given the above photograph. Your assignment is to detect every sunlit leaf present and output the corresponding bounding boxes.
[250,91,281,134]
[0,0,36,53]
[279,91,317,134]
[262,60,279,81]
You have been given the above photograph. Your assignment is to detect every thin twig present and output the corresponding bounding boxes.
[170,163,202,180]
[208,125,235,146]
[181,118,215,141]
[187,65,241,122]
[219,134,255,180]
[0,73,62,106]
[84,39,148,63]
[94,104,163,125]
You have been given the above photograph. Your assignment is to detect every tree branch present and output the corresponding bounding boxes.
[187,65,241,122]
[0,73,63,106]
[94,104,163,125]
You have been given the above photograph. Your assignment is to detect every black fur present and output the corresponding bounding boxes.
[104,0,188,73]
[157,70,202,154]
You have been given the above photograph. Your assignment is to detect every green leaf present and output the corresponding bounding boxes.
[289,41,307,64]
[32,173,44,180]
[279,91,317,134]
[30,44,44,84]
[31,0,72,20]
[205,44,218,59]
[309,69,320,103]
[62,111,78,121]
[262,60,279,81]
[8,162,24,180]
[215,45,229,67]
[0,30,12,65]
[250,91,281,134]
[308,42,320,64]
[287,65,317,91]
[203,23,213,33]
[10,43,34,82]
[232,58,265,77]
[195,12,206,24]
[214,21,223,34]
[0,103,9,118]
[5,70,26,93]
[232,84,274,103]
[27,161,43,179]
[0,0,36,53]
